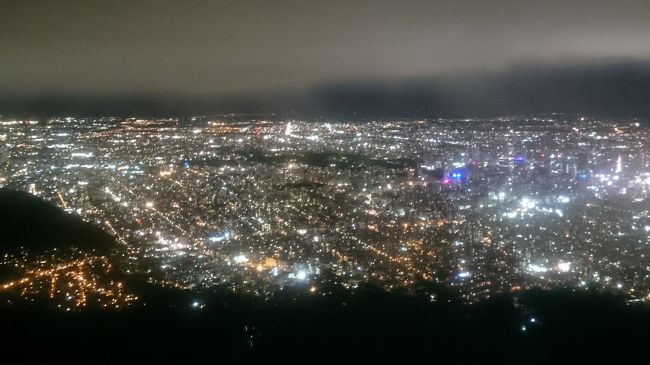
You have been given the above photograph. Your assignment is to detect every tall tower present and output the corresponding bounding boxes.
[0,134,7,165]
[0,135,7,187]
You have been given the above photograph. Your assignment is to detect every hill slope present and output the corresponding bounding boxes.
[0,188,115,254]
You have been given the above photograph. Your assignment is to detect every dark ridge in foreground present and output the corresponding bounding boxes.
[1,283,648,362]
[0,188,114,254]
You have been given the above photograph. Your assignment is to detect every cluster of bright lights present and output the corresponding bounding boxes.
[0,254,138,310]
[528,261,572,275]
[233,254,249,264]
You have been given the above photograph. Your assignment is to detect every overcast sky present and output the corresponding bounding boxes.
[2,0,650,96]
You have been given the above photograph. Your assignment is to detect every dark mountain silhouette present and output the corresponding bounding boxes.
[0,188,114,254]
[2,60,650,119]
[303,61,650,118]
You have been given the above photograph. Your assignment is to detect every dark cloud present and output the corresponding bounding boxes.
[1,0,650,96]
[3,61,650,118]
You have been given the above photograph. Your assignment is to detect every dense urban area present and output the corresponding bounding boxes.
[1,116,649,309]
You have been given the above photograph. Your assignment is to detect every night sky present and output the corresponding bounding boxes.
[2,0,650,116]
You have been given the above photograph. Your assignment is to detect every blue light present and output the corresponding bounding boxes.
[449,169,465,180]
[514,155,525,164]
[576,171,588,180]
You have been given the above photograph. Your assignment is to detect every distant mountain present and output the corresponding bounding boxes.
[0,189,114,254]
[2,61,650,119]
[303,61,650,118]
